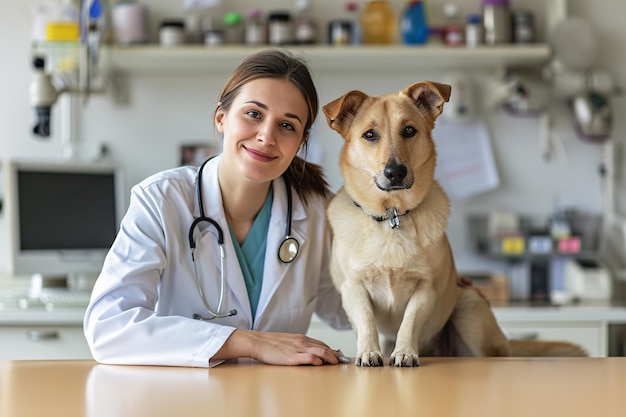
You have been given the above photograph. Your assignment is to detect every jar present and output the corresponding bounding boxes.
[223,12,244,44]
[159,20,185,46]
[268,11,293,45]
[512,11,535,43]
[482,0,511,45]
[245,8,266,45]
[360,1,395,44]
[465,14,483,47]
[328,20,353,45]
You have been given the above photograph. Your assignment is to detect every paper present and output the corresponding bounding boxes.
[432,119,500,201]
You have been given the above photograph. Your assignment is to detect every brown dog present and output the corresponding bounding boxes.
[322,82,586,367]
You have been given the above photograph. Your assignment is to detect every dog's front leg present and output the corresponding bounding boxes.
[390,287,436,367]
[340,281,383,366]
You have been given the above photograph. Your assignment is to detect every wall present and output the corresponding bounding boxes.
[1,0,625,289]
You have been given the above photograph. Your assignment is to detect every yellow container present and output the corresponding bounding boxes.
[46,22,80,41]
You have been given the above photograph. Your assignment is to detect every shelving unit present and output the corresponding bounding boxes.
[107,44,552,74]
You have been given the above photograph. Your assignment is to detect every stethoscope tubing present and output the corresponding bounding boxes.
[189,156,297,321]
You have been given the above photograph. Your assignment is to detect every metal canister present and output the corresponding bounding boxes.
[482,0,511,45]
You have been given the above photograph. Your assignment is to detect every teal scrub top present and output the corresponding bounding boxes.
[227,186,273,320]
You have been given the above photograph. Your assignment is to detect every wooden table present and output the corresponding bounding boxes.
[1,357,625,417]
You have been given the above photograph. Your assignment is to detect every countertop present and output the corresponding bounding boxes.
[1,358,625,417]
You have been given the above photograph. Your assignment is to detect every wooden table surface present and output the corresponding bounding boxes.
[1,357,625,417]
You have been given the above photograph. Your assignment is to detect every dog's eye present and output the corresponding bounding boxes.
[402,126,417,138]
[362,129,379,141]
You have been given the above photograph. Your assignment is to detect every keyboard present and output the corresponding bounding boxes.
[27,290,92,310]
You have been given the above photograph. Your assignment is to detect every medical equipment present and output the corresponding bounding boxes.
[189,157,299,321]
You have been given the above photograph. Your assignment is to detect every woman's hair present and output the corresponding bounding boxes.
[215,48,329,204]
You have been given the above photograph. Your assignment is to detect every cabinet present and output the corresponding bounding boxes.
[0,326,92,360]
[0,309,91,360]
[307,304,626,358]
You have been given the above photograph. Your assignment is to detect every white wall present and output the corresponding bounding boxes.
[1,0,625,285]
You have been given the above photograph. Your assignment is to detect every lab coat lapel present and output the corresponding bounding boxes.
[198,157,253,324]
[254,177,307,321]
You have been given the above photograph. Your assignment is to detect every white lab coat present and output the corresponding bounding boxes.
[83,156,350,367]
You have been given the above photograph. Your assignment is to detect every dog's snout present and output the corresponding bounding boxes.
[384,163,407,185]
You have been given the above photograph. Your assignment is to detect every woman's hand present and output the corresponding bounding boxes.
[213,329,341,366]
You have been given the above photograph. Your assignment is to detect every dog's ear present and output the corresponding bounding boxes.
[322,90,369,138]
[402,81,452,122]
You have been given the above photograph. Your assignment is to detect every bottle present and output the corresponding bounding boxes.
[223,12,244,44]
[159,20,185,47]
[512,10,535,44]
[442,3,463,46]
[294,0,317,44]
[328,2,360,46]
[344,2,361,45]
[400,1,429,45]
[361,0,396,44]
[268,11,293,45]
[482,0,511,45]
[244,8,266,45]
[465,13,483,47]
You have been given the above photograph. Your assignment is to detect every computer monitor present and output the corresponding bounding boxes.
[4,158,125,289]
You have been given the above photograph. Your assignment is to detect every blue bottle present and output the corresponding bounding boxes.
[400,1,429,45]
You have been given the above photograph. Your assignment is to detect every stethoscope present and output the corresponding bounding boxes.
[189,157,300,321]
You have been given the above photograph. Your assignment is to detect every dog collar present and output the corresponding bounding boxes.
[353,201,410,229]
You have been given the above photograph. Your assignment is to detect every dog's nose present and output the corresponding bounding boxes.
[384,163,407,185]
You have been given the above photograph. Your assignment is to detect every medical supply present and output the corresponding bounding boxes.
[442,3,463,46]
[294,0,318,44]
[465,14,483,47]
[223,12,244,44]
[361,0,395,44]
[400,0,429,45]
[512,11,535,43]
[244,8,266,45]
[482,0,511,45]
[159,20,185,46]
[112,1,148,44]
[190,158,299,321]
[268,11,293,45]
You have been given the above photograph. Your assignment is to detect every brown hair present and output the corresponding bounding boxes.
[215,48,329,204]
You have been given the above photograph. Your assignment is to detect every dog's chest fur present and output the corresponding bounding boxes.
[328,181,451,285]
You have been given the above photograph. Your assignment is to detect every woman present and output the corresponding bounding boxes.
[83,49,351,367]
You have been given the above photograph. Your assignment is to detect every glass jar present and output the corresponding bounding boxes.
[361,0,396,44]
[268,11,293,45]
[159,20,185,47]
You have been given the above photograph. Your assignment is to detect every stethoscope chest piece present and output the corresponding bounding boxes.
[278,236,299,263]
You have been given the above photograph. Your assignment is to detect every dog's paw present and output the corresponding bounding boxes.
[355,352,384,367]
[389,352,420,367]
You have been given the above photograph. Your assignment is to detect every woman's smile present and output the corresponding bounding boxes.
[244,146,277,162]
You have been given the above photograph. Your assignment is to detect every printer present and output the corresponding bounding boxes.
[564,258,612,301]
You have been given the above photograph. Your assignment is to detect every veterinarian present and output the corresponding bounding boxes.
[84,49,351,367]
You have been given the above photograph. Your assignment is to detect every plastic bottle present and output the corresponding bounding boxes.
[244,8,266,45]
[442,3,463,46]
[361,0,396,44]
[328,2,360,45]
[223,12,244,44]
[465,13,483,47]
[400,1,429,45]
[344,2,361,45]
[294,0,317,44]
[482,0,511,45]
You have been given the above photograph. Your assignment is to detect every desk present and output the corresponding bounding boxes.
[1,358,625,417]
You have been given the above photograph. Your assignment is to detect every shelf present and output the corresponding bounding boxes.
[107,44,552,74]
